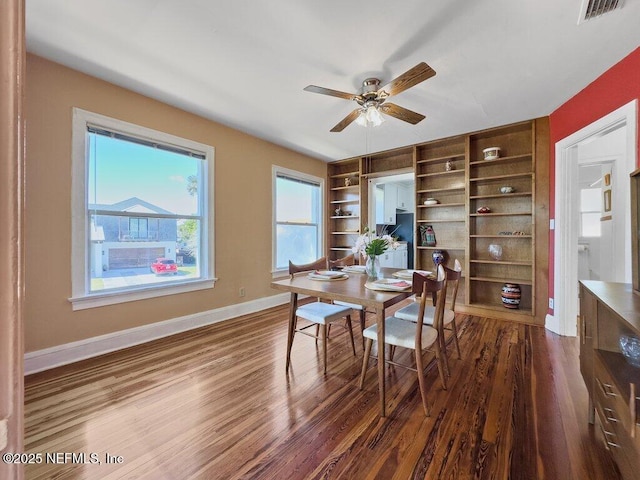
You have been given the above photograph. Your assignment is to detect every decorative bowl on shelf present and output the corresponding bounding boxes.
[483,147,501,160]
[476,206,491,214]
[500,186,515,194]
[423,198,439,205]
[619,334,640,367]
[488,243,503,260]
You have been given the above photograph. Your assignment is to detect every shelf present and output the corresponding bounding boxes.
[470,235,532,238]
[469,153,532,166]
[416,153,465,165]
[470,172,533,182]
[331,231,360,235]
[416,170,464,179]
[330,185,359,191]
[417,186,465,194]
[330,199,359,205]
[329,171,359,179]
[470,212,531,217]
[417,219,466,223]
[470,260,532,267]
[465,301,533,316]
[329,247,353,251]
[330,215,359,219]
[470,276,532,286]
[417,203,465,208]
[417,245,465,251]
[470,193,532,200]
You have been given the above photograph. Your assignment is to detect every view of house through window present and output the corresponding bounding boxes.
[274,169,323,269]
[87,126,206,292]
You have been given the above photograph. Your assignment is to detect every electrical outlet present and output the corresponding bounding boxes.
[548,298,554,309]
[239,287,246,297]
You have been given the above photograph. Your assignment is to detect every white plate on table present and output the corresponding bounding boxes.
[392,269,432,280]
[308,270,349,281]
[364,278,412,292]
[342,265,366,274]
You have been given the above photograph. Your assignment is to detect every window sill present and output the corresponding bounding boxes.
[69,278,218,311]
[271,269,289,280]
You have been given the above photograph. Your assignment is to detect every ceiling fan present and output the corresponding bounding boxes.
[304,62,436,132]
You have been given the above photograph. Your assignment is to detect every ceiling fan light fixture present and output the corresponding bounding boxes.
[355,104,384,127]
[355,110,368,127]
[366,105,384,127]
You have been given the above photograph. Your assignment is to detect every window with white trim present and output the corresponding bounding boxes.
[273,167,324,271]
[580,187,602,237]
[71,109,215,309]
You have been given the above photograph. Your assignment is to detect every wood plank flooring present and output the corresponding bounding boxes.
[24,302,621,479]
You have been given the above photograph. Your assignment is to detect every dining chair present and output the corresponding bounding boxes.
[329,253,367,348]
[359,271,448,416]
[394,260,463,375]
[287,257,356,374]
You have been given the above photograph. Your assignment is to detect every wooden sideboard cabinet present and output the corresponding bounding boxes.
[579,281,640,480]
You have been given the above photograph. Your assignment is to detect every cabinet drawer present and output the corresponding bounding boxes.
[594,403,636,480]
[594,354,635,435]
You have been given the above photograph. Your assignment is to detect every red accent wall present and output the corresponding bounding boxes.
[548,47,640,314]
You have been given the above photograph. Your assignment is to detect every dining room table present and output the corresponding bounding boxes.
[271,266,415,417]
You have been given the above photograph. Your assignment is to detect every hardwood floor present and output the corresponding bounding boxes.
[24,302,621,479]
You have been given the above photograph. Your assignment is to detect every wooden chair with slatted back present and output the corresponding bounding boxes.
[394,261,462,376]
[329,254,367,348]
[359,271,448,416]
[443,260,463,360]
[286,257,356,374]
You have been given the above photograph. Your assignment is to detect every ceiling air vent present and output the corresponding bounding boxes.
[578,0,624,23]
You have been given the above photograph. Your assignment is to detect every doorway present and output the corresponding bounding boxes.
[367,172,415,269]
[550,100,637,336]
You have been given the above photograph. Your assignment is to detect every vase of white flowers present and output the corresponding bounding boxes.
[352,227,398,279]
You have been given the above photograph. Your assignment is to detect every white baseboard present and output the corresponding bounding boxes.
[545,313,560,335]
[25,293,292,375]
[545,313,577,337]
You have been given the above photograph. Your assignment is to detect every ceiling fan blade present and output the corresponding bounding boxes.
[381,62,436,97]
[380,103,425,124]
[304,85,356,100]
[330,109,361,132]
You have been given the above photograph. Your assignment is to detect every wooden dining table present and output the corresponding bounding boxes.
[271,267,412,417]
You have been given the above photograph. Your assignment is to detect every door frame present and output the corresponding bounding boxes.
[548,100,637,336]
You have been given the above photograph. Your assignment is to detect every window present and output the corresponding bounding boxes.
[273,166,324,271]
[580,187,602,237]
[129,218,149,240]
[71,109,215,310]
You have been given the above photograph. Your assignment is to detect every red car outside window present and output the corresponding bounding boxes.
[150,258,178,275]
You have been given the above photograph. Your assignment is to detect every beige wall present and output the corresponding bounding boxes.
[25,54,326,352]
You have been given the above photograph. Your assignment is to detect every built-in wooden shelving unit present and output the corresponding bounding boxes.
[327,118,549,323]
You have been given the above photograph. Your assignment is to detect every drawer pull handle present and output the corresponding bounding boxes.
[603,407,618,423]
[596,378,618,398]
[602,383,618,397]
[601,428,621,449]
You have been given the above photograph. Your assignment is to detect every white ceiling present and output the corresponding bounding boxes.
[26,0,640,162]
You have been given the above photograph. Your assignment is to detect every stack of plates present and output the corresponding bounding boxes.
[392,269,432,280]
[307,270,349,281]
[365,278,412,291]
